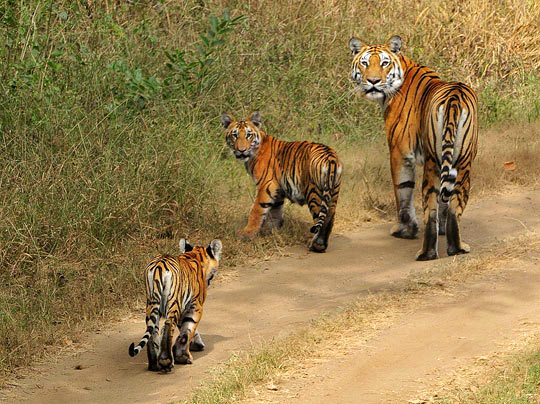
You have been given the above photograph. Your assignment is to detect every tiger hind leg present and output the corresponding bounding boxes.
[173,334,192,364]
[309,213,335,253]
[307,200,325,252]
[308,195,338,253]
[146,327,160,371]
[416,157,440,261]
[158,320,175,372]
[172,330,204,361]
[173,309,202,365]
[446,166,471,256]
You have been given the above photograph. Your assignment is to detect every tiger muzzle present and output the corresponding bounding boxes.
[364,84,383,94]
[234,151,250,160]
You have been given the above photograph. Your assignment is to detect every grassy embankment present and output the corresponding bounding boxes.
[0,0,539,380]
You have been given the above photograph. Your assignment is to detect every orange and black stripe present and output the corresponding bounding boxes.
[349,36,478,260]
[222,112,343,253]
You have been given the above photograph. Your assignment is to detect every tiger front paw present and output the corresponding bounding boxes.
[237,227,258,239]
[391,222,418,239]
[308,237,327,253]
[189,333,205,352]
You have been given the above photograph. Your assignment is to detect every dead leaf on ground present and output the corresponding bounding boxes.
[503,161,516,171]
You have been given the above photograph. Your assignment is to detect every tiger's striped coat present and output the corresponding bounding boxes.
[222,112,343,253]
[129,239,221,371]
[349,36,478,260]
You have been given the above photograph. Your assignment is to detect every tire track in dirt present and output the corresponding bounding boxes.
[2,189,539,404]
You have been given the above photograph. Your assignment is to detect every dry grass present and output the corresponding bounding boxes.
[473,122,540,196]
[438,336,540,403]
[379,0,540,83]
[327,121,540,232]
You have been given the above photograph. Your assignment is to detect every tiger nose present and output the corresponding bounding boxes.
[237,145,247,152]
[367,77,381,85]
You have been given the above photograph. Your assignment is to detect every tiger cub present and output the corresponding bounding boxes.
[222,111,343,253]
[129,238,222,371]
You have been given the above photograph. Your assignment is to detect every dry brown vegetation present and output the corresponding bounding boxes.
[0,0,539,381]
[333,121,540,231]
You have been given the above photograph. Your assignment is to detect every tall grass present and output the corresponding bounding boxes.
[0,0,539,379]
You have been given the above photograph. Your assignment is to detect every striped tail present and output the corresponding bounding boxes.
[129,302,160,357]
[439,102,467,204]
[310,159,340,234]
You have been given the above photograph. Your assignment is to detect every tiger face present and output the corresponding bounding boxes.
[349,36,404,101]
[221,112,262,162]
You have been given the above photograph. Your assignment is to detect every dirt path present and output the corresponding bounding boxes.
[248,246,540,404]
[2,189,539,404]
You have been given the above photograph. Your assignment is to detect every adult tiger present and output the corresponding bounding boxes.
[221,112,343,253]
[129,238,222,371]
[349,36,478,260]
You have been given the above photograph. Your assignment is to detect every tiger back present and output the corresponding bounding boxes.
[349,35,478,260]
[221,111,343,253]
[129,238,222,371]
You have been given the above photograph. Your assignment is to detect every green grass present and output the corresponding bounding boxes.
[0,0,539,381]
[481,349,540,403]
[440,345,540,403]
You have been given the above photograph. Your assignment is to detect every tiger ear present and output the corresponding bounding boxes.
[208,239,222,261]
[179,238,193,253]
[221,113,235,129]
[389,35,402,53]
[250,111,262,127]
[349,37,363,55]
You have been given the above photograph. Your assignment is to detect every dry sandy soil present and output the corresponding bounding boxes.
[1,189,539,404]
[246,232,540,404]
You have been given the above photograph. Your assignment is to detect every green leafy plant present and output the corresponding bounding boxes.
[109,9,245,106]
[164,9,247,95]
[109,59,161,108]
